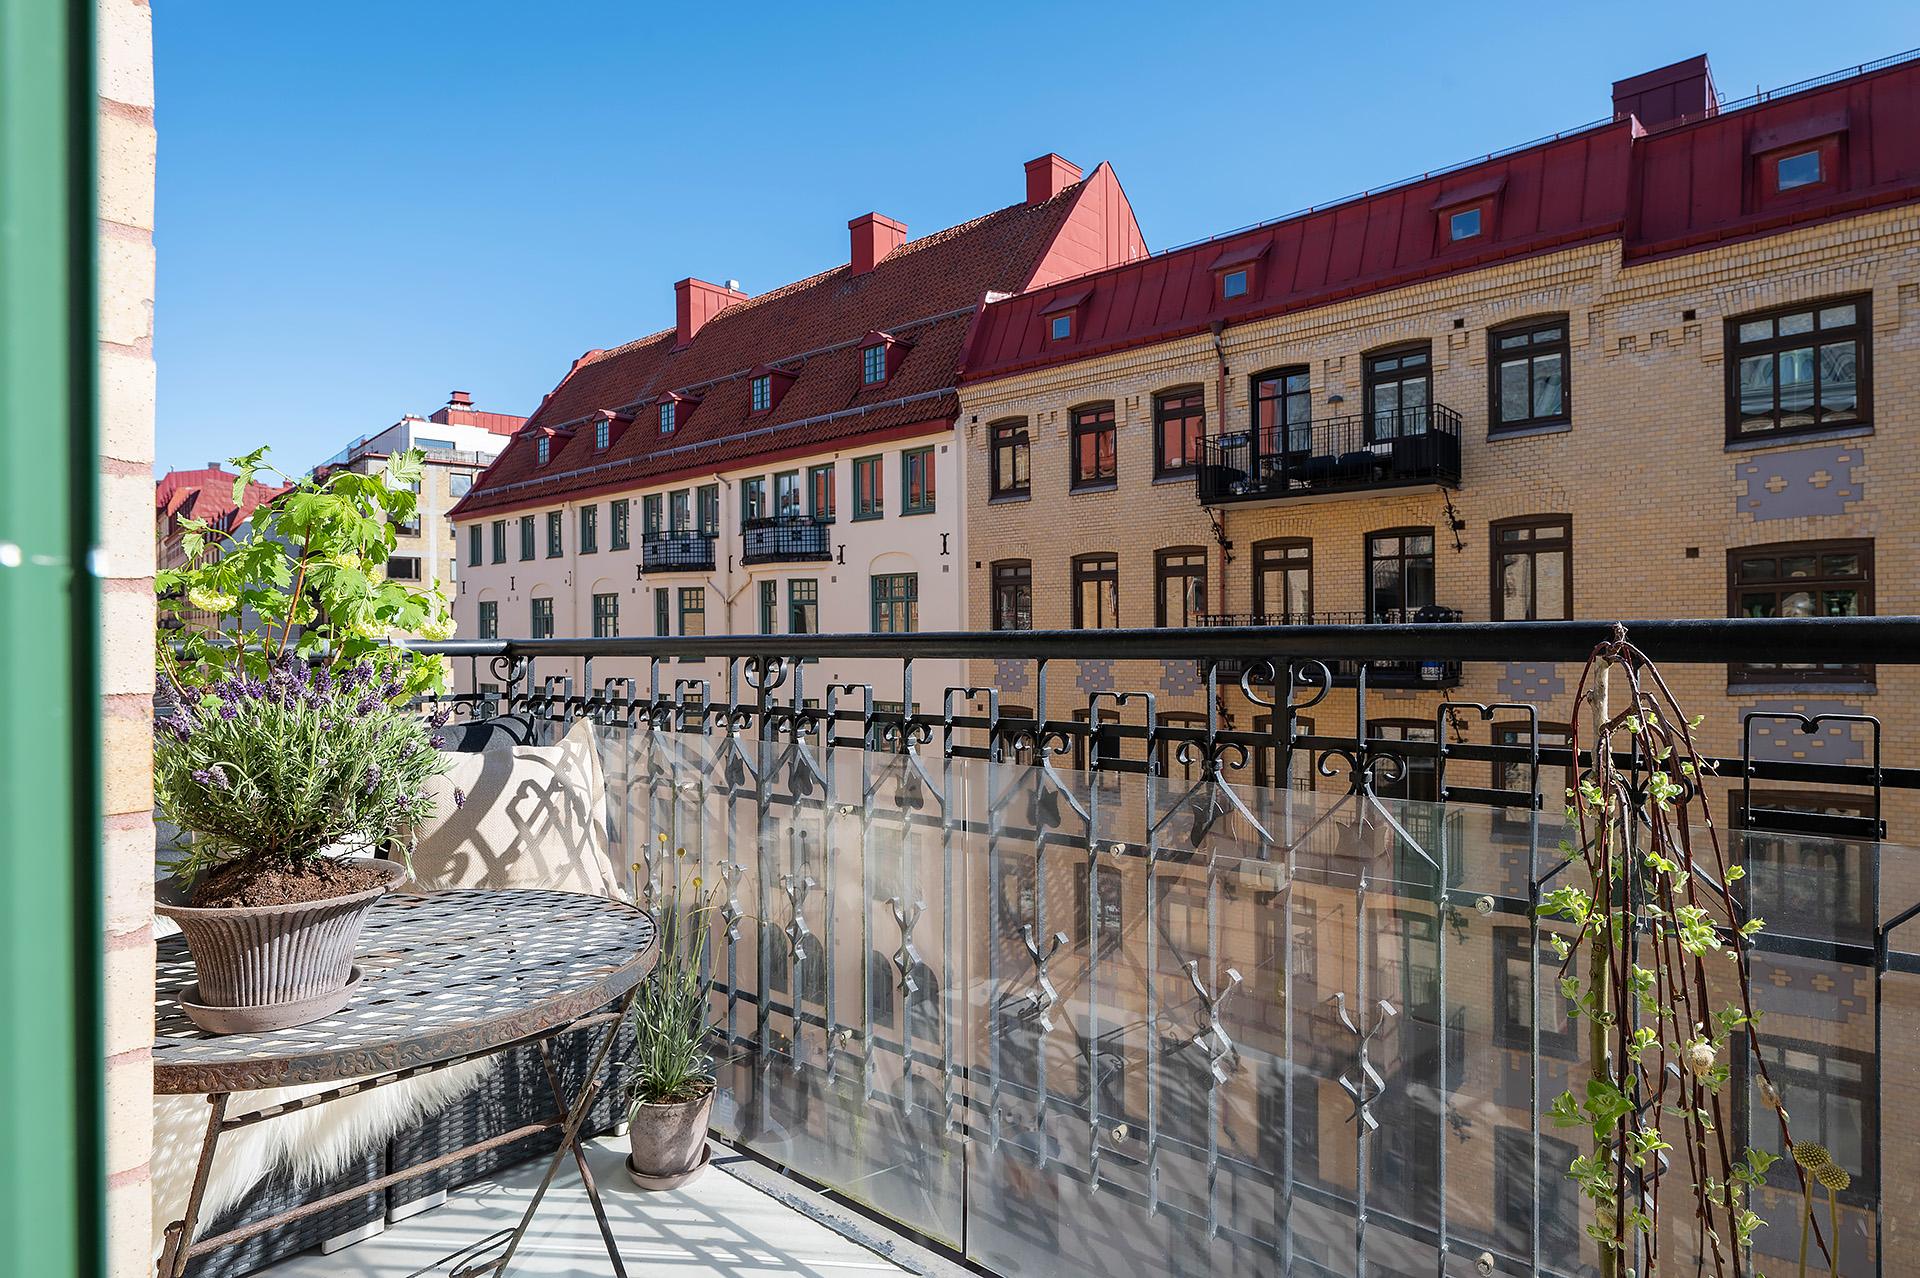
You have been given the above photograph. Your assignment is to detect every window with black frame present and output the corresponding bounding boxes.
[991,559,1032,631]
[1494,1128,1581,1258]
[1733,791,1874,947]
[1492,927,1578,1056]
[989,418,1030,498]
[1364,346,1431,440]
[1727,297,1868,440]
[1366,528,1436,621]
[1070,402,1117,488]
[1154,546,1206,627]
[1252,538,1311,622]
[1153,387,1206,476]
[1488,317,1569,433]
[1491,515,1571,620]
[1752,1039,1875,1205]
[1072,553,1120,629]
[1253,366,1312,456]
[1728,540,1872,685]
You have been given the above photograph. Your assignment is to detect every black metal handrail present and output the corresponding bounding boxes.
[1198,607,1463,685]
[639,528,716,572]
[740,514,833,565]
[1198,403,1462,504]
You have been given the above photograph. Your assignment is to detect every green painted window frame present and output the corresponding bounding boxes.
[1,3,106,1268]
[491,519,506,564]
[654,590,670,636]
[531,596,555,639]
[546,510,563,557]
[592,592,619,637]
[518,514,534,561]
[578,502,598,554]
[610,499,630,550]
[477,599,499,639]
[697,483,720,535]
[870,572,919,633]
[759,579,778,633]
[852,455,884,521]
[808,463,835,519]
[642,493,663,536]
[467,523,482,566]
[741,476,768,522]
[901,446,935,515]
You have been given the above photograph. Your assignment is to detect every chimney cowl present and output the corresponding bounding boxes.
[1612,55,1717,130]
[1025,153,1083,205]
[448,389,474,407]
[848,212,908,276]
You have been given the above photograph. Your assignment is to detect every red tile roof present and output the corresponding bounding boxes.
[155,467,287,536]
[962,52,1920,383]
[451,163,1144,518]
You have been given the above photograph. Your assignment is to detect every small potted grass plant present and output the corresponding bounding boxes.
[154,447,455,1032]
[623,878,719,1188]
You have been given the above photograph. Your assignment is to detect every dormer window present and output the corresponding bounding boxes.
[536,437,551,465]
[746,366,795,415]
[1040,288,1090,344]
[1449,207,1482,241]
[863,343,887,384]
[1431,174,1504,250]
[750,375,772,412]
[1776,149,1822,191]
[1050,314,1072,340]
[660,401,675,433]
[1222,269,1248,299]
[1209,241,1267,304]
[594,418,611,450]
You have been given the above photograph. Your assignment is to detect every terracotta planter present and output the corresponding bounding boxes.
[625,1082,714,1190]
[155,859,404,1034]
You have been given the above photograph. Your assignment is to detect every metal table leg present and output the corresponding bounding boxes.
[457,992,634,1278]
[158,1092,230,1278]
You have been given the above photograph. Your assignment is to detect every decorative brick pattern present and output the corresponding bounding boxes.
[1744,699,1870,766]
[1736,444,1865,520]
[994,657,1030,694]
[1076,659,1115,695]
[1498,662,1566,703]
[1160,659,1202,697]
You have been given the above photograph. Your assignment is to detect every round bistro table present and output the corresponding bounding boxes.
[153,888,657,1278]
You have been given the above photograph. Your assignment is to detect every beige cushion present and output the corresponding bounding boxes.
[409,717,624,899]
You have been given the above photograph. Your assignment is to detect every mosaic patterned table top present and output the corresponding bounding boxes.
[154,889,656,1094]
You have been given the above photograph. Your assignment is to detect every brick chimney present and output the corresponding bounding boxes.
[849,212,907,275]
[1025,153,1082,205]
[674,277,748,347]
[448,390,473,407]
[1612,55,1716,130]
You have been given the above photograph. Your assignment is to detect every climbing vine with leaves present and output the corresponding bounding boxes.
[1541,627,1827,1277]
[157,446,454,697]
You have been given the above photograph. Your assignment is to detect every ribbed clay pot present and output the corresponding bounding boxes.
[155,859,404,1034]
[625,1083,715,1190]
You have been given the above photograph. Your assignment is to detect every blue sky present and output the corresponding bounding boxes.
[153,2,1917,474]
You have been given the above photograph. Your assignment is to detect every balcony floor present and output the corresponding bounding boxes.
[263,1135,914,1278]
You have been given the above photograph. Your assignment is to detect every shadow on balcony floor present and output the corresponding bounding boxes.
[262,1135,912,1278]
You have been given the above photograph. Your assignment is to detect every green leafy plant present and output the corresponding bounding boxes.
[155,446,456,887]
[158,446,454,700]
[626,879,719,1108]
[1543,627,1805,1277]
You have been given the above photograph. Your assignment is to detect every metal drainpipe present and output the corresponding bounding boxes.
[1211,320,1230,616]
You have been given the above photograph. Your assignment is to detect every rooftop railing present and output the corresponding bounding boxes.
[407,617,1920,1278]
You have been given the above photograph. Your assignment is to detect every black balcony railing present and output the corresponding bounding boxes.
[740,514,833,565]
[1197,403,1463,505]
[406,618,1918,1278]
[640,528,716,573]
[1198,606,1463,686]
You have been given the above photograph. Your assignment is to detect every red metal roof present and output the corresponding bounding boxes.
[452,163,1145,519]
[962,53,1920,383]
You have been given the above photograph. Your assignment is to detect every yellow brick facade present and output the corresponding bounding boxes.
[959,207,1920,841]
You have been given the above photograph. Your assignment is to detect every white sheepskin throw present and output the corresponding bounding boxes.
[150,1057,495,1261]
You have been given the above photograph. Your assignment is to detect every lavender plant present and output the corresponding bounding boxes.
[155,660,448,881]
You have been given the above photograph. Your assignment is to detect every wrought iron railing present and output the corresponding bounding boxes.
[741,514,834,565]
[640,528,717,572]
[408,618,1920,1278]
[1198,404,1463,505]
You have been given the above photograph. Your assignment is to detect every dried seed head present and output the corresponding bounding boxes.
[1815,1162,1851,1193]
[1793,1142,1832,1172]
[1685,1038,1718,1080]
